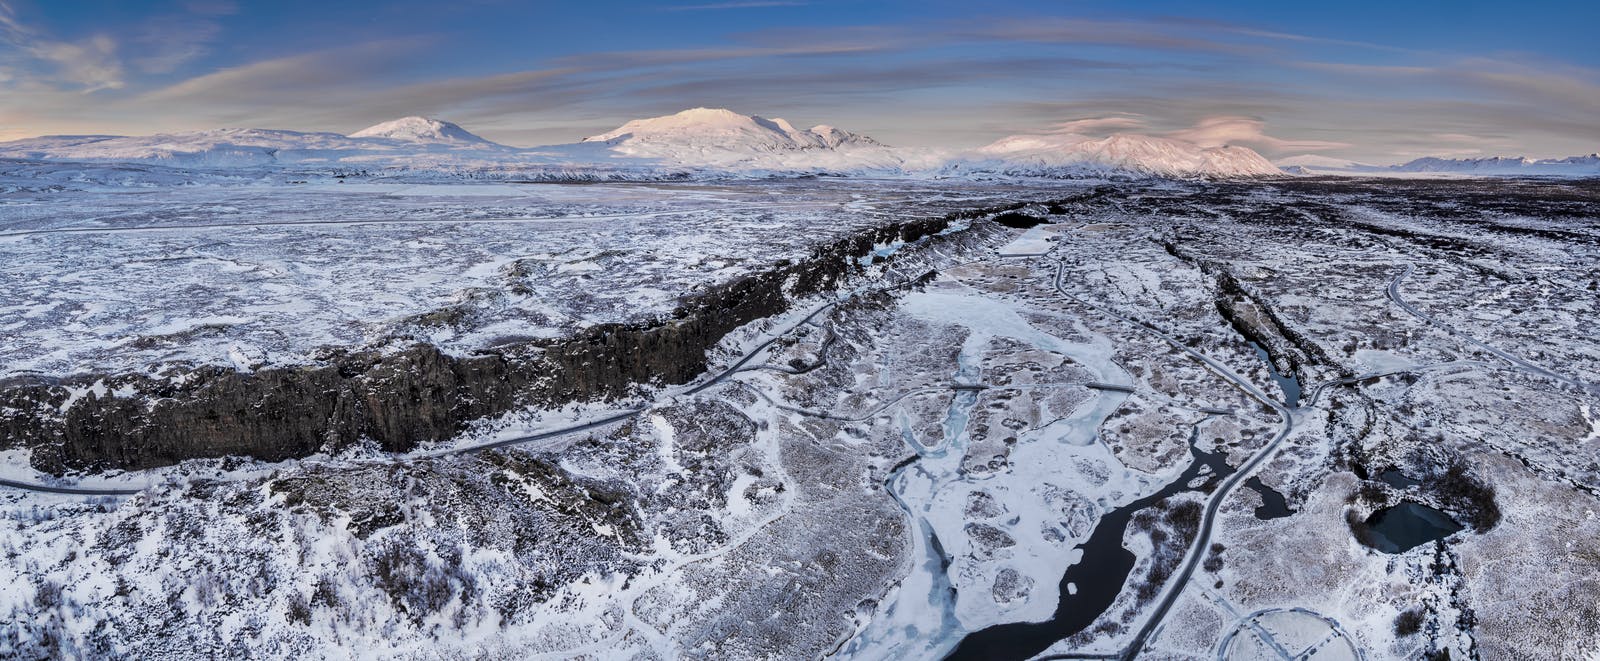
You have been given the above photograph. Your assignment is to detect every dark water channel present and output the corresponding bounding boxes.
[944,313,1305,659]
[945,440,1233,660]
[1249,341,1301,407]
[1363,502,1463,553]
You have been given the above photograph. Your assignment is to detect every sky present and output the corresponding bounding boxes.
[0,0,1596,163]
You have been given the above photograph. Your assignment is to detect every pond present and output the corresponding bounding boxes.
[1377,467,1423,489]
[1361,502,1463,553]
[1244,476,1294,520]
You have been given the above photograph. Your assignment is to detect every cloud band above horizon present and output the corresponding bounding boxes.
[0,0,1595,163]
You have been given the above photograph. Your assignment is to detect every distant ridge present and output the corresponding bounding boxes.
[1274,152,1600,176]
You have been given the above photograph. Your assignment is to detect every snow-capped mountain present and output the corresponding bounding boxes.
[0,122,513,168]
[0,129,357,167]
[1392,154,1600,175]
[1273,152,1600,177]
[947,132,1282,179]
[348,116,493,144]
[580,108,881,152]
[567,107,900,171]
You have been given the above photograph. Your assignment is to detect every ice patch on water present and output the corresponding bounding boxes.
[843,288,1162,657]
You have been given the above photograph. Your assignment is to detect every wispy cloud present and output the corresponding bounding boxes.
[0,1,125,91]
[138,38,430,106]
[1046,115,1147,134]
[132,12,227,74]
[663,1,807,11]
[961,17,1271,56]
[184,0,239,15]
[1165,115,1351,154]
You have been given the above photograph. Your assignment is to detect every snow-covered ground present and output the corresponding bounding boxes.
[0,176,1049,379]
[2,175,1598,660]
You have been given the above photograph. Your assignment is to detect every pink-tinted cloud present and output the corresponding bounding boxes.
[1166,115,1350,154]
[1046,115,1147,134]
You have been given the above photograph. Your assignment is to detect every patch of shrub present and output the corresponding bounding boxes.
[1433,458,1501,532]
[370,538,477,624]
[285,593,311,626]
[311,574,341,610]
[1352,481,1388,505]
[1203,543,1225,573]
[1163,500,1203,533]
[33,579,62,610]
[1394,607,1425,636]
[1346,509,1381,549]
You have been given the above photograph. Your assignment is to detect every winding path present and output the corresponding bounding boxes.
[1041,258,1295,661]
[1387,262,1596,396]
[0,476,141,496]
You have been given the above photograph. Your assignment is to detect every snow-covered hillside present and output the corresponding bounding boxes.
[947,132,1282,179]
[348,116,495,144]
[567,107,902,171]
[0,121,512,168]
[1276,152,1600,177]
[1392,154,1600,176]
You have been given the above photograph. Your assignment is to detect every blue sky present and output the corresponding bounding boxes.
[1,0,1596,162]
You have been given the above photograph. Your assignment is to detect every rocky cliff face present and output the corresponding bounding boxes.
[1,210,1010,474]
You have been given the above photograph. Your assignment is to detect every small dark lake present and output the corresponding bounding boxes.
[1244,476,1293,520]
[1377,468,1423,488]
[1363,502,1462,553]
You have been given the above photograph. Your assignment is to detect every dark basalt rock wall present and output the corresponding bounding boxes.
[0,210,999,475]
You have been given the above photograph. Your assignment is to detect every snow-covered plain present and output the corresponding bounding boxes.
[0,174,1050,379]
[1,167,1598,661]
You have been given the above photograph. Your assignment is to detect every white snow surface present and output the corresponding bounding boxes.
[574,107,902,171]
[0,176,1060,379]
[348,116,493,144]
[949,132,1283,179]
[0,127,514,168]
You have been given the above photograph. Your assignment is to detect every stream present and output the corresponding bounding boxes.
[1250,341,1301,407]
[946,429,1233,660]
[839,284,1307,660]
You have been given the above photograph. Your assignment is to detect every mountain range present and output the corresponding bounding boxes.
[0,108,1269,179]
[1,108,1593,180]
[1275,152,1600,176]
